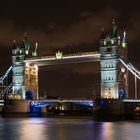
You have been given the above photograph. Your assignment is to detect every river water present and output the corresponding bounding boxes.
[0,117,140,140]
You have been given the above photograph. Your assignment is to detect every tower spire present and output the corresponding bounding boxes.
[12,40,17,49]
[100,27,105,39]
[35,42,38,52]
[32,42,38,57]
[23,32,28,42]
[123,31,126,42]
[122,31,127,48]
[23,32,30,55]
[24,32,27,37]
[112,18,115,25]
[110,18,117,38]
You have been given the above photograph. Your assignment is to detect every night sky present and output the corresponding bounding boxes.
[0,0,140,98]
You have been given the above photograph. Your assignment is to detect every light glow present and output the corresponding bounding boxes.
[122,42,126,48]
[104,92,108,96]
[121,67,125,73]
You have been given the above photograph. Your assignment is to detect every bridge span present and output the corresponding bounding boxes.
[30,99,93,107]
[30,99,140,107]
[24,52,100,66]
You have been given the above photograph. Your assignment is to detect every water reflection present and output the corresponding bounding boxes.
[0,117,140,140]
[19,118,48,140]
[100,122,114,140]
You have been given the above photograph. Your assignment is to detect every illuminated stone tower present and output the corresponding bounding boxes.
[118,31,128,98]
[24,42,39,100]
[12,33,39,99]
[100,20,119,99]
[24,63,39,100]
[12,40,25,99]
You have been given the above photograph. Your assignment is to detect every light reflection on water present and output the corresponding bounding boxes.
[0,117,140,140]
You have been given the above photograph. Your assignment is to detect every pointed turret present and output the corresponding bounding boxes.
[123,31,126,43]
[23,32,28,42]
[100,27,105,39]
[100,28,106,46]
[110,18,117,38]
[12,40,17,49]
[32,42,38,57]
[35,42,38,51]
[122,31,127,48]
[23,32,30,55]
[12,40,18,55]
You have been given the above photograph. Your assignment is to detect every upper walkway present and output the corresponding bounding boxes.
[24,52,100,66]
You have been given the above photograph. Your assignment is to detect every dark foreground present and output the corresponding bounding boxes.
[0,116,140,140]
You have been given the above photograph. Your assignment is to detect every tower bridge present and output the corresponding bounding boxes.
[0,20,140,119]
[0,20,139,100]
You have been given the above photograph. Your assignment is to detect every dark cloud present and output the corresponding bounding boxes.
[0,8,118,49]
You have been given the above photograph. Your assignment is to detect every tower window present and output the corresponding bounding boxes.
[107,47,112,52]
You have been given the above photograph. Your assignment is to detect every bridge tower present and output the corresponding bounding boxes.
[24,63,39,100]
[12,40,25,99]
[24,42,39,100]
[118,31,128,98]
[100,20,119,99]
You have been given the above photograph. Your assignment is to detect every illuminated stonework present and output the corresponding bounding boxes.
[118,31,128,98]
[12,41,25,99]
[24,63,39,99]
[100,21,119,99]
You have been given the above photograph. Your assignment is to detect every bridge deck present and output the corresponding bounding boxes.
[24,53,100,66]
[30,99,93,107]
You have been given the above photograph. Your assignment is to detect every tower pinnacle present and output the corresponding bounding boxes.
[111,18,117,38]
[112,18,115,25]
[123,31,126,40]
[122,31,127,48]
[23,32,30,55]
[24,32,27,38]
[100,27,105,39]
[12,40,17,49]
